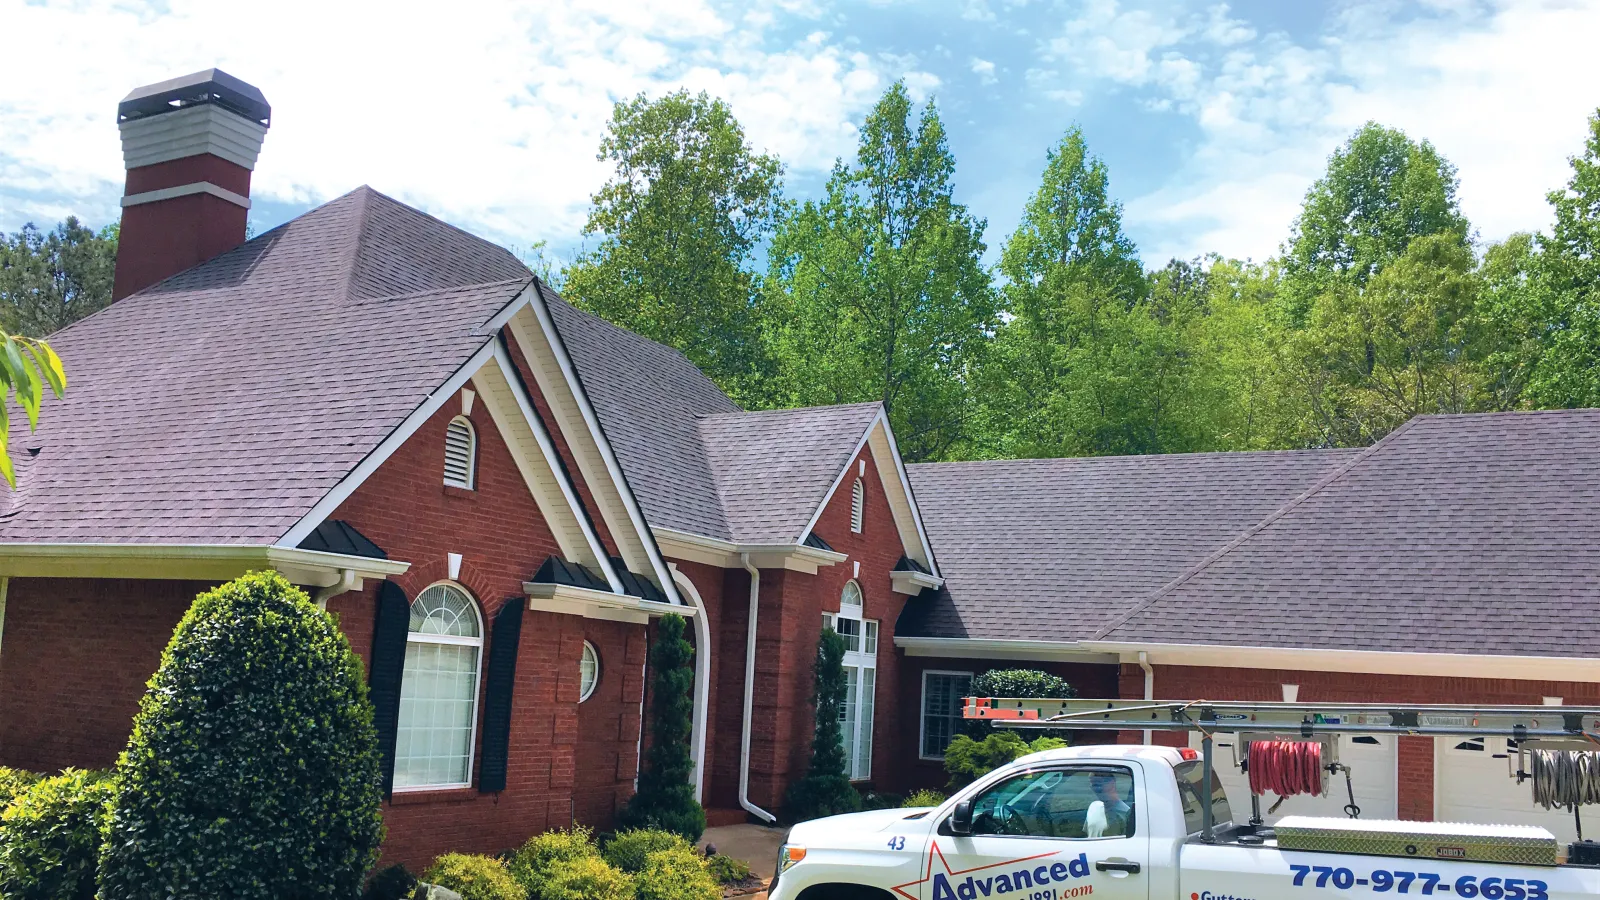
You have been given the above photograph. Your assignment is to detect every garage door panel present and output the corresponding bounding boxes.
[1188,733,1398,823]
[1436,737,1582,843]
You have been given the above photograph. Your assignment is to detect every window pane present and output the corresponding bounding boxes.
[410,584,479,637]
[856,667,875,779]
[863,620,878,655]
[969,768,1137,839]
[395,640,480,788]
[835,617,861,653]
[839,666,859,774]
[922,673,972,758]
[841,581,862,608]
[1175,760,1232,834]
[579,642,600,702]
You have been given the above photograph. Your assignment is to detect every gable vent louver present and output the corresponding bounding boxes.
[850,478,864,533]
[444,416,476,489]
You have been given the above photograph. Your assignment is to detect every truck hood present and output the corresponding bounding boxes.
[789,807,937,842]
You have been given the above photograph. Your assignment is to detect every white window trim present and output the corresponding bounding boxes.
[827,581,877,781]
[444,415,477,490]
[579,640,601,703]
[394,580,485,793]
[919,669,974,761]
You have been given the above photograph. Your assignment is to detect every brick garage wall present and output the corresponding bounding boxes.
[0,577,220,772]
[891,656,1121,793]
[1118,663,1600,822]
[327,391,646,868]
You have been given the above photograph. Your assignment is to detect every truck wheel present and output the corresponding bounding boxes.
[796,884,897,900]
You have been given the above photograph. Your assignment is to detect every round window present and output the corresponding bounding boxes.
[579,641,600,702]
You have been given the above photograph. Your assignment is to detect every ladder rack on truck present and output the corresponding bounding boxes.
[963,697,1600,861]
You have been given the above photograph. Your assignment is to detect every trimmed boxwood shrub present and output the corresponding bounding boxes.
[98,571,385,900]
[603,827,695,874]
[783,628,861,821]
[424,853,524,900]
[706,851,752,885]
[0,768,114,900]
[617,614,706,840]
[902,788,946,808]
[965,669,1076,739]
[508,825,599,898]
[0,767,41,810]
[636,847,719,900]
[539,855,633,900]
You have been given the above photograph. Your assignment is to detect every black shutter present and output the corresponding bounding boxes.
[478,599,524,793]
[369,580,411,799]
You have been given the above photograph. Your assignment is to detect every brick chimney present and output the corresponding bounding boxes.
[112,69,270,300]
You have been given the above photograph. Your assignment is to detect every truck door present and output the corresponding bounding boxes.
[918,764,1149,900]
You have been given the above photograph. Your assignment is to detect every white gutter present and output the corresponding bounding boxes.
[313,568,362,610]
[1138,650,1154,746]
[893,635,1119,664]
[738,553,776,823]
[1085,640,1600,682]
[0,543,409,585]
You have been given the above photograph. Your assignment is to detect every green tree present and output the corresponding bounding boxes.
[617,614,705,840]
[766,82,996,461]
[563,91,782,406]
[783,628,860,821]
[99,572,383,900]
[1188,258,1302,450]
[1280,123,1469,326]
[0,219,117,337]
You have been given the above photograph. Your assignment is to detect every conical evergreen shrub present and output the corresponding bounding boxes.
[617,613,706,840]
[783,628,861,821]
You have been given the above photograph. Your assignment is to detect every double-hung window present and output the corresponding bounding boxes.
[394,582,483,790]
[920,670,973,759]
[823,581,877,781]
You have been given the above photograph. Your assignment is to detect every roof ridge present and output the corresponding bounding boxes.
[699,400,883,422]
[907,446,1360,471]
[335,185,377,303]
[541,286,739,405]
[1087,418,1424,641]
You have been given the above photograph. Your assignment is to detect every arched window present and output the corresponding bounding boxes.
[444,416,476,489]
[822,580,877,781]
[850,478,865,533]
[394,582,483,789]
[579,641,601,702]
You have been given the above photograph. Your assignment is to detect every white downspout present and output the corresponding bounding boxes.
[313,569,361,610]
[1139,651,1154,746]
[738,554,777,823]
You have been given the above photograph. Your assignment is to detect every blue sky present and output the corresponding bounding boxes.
[4,0,1600,270]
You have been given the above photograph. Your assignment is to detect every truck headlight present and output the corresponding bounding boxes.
[776,843,807,876]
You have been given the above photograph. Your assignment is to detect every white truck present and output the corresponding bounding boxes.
[767,702,1600,900]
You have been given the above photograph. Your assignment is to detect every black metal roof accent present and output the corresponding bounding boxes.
[802,531,834,552]
[297,519,387,559]
[893,554,929,574]
[530,556,611,593]
[609,557,670,604]
[118,68,271,125]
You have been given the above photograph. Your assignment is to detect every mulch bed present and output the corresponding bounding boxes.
[722,876,769,898]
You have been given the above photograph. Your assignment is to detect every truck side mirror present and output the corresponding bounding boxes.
[949,800,973,835]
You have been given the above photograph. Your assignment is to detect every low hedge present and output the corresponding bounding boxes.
[603,828,695,874]
[0,768,115,900]
[636,847,719,900]
[902,788,946,808]
[424,853,523,900]
[539,855,633,900]
[0,767,41,811]
[508,824,599,898]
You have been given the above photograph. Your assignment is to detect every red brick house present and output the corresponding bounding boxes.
[1,69,1597,867]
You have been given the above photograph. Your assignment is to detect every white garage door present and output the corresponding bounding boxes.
[1436,737,1583,843]
[1187,732,1398,823]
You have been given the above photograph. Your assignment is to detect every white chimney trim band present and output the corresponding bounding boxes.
[121,182,251,210]
[120,103,267,170]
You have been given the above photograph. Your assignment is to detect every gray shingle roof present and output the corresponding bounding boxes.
[699,402,882,544]
[902,449,1358,640]
[1098,410,1600,657]
[0,186,530,544]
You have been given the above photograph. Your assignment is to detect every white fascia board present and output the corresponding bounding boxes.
[524,581,698,626]
[519,292,684,606]
[894,635,1119,664]
[477,282,535,336]
[1082,640,1600,682]
[891,570,944,595]
[483,341,624,592]
[795,410,940,577]
[0,543,408,586]
[277,340,497,550]
[652,527,847,574]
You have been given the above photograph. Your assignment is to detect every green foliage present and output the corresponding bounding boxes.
[563,90,783,406]
[363,864,419,900]
[98,571,384,900]
[635,847,720,900]
[861,791,904,810]
[603,828,695,874]
[784,628,862,821]
[537,855,633,900]
[902,789,947,808]
[424,853,524,900]
[971,669,1074,700]
[0,218,117,337]
[943,732,1067,789]
[766,81,998,461]
[706,851,752,885]
[508,825,599,898]
[0,767,41,810]
[617,614,706,841]
[0,768,114,900]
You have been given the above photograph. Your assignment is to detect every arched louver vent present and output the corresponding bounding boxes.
[444,416,476,489]
[850,478,864,533]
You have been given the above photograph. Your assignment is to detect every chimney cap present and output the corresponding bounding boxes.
[118,68,270,127]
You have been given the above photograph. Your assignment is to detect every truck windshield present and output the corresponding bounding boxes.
[1174,760,1233,835]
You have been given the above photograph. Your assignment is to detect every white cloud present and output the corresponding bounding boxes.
[971,57,998,84]
[0,0,892,248]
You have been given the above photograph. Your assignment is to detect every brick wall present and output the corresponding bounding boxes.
[1118,663,1600,821]
[665,559,734,811]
